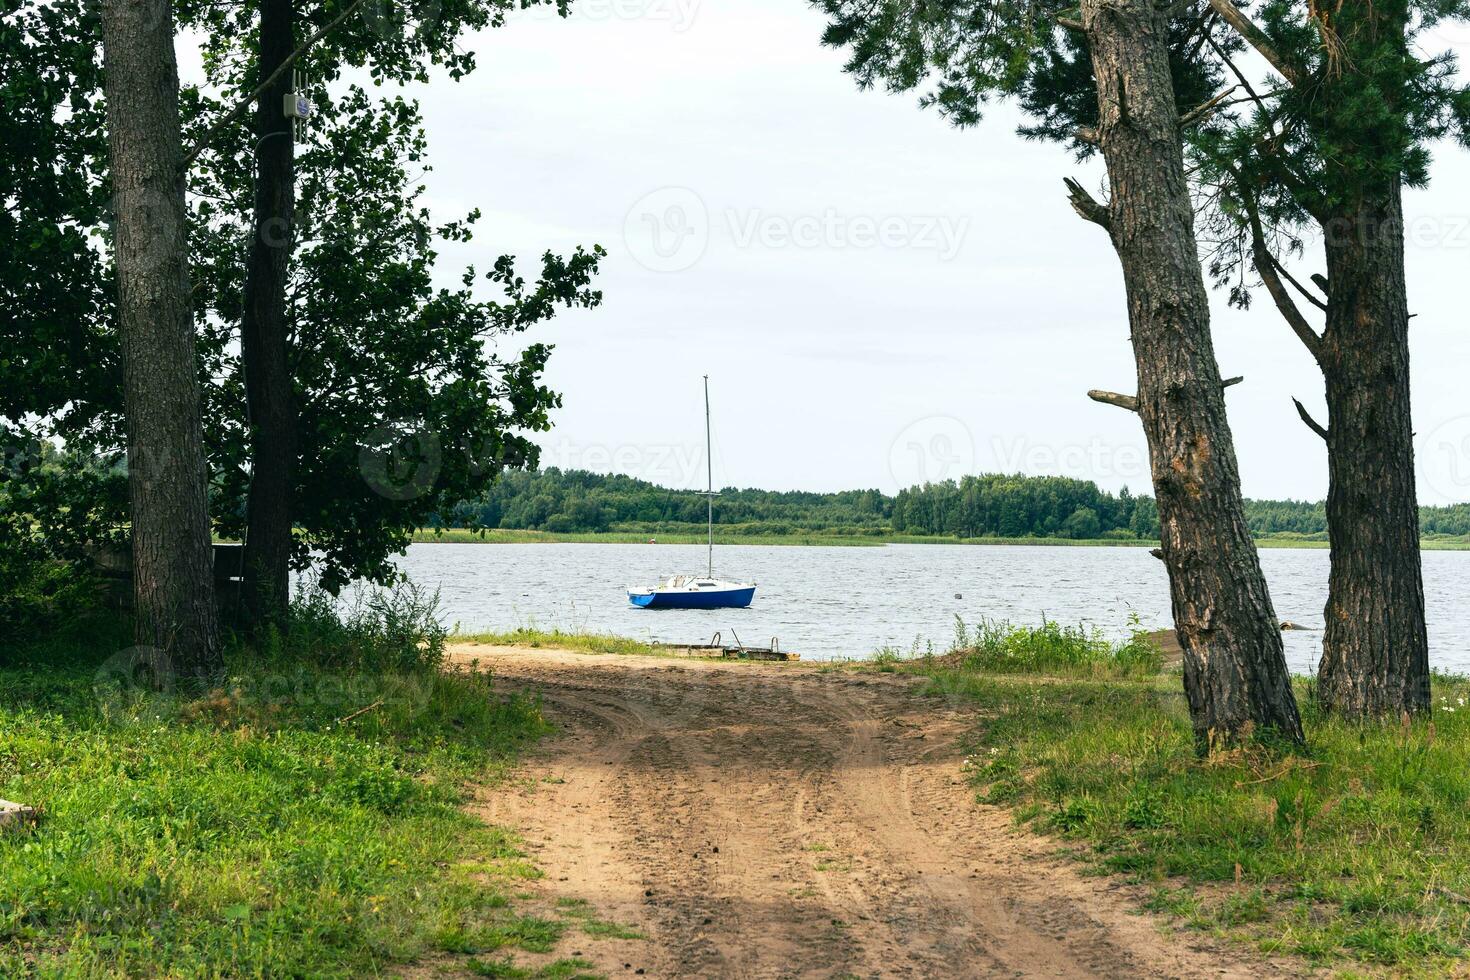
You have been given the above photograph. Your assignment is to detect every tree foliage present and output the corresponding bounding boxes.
[188,78,603,590]
[0,0,116,437]
[1194,0,1470,299]
[0,436,127,629]
[1,0,604,597]
[0,0,127,629]
[447,468,894,536]
[815,0,1237,154]
[447,468,1155,538]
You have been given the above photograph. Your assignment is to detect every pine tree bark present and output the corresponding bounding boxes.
[100,0,222,680]
[240,0,297,630]
[1216,1,1430,719]
[1080,0,1303,748]
[1315,183,1430,717]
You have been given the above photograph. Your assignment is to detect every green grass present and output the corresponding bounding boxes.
[551,899,645,941]
[947,617,1162,678]
[1252,532,1470,550]
[0,609,558,977]
[412,528,1470,550]
[870,616,1162,680]
[890,630,1470,971]
[813,857,854,873]
[467,955,602,978]
[1418,534,1470,550]
[452,627,659,657]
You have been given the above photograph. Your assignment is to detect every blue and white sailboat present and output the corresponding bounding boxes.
[628,377,756,610]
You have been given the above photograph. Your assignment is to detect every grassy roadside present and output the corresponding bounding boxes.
[872,621,1470,972]
[412,528,1470,550]
[0,597,606,978]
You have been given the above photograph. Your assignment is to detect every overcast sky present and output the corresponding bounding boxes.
[201,1,1470,503]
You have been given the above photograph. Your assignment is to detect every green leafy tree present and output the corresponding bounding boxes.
[0,0,113,434]
[179,0,576,625]
[454,466,1469,541]
[1062,506,1101,540]
[188,84,603,592]
[2,0,601,609]
[1129,495,1160,538]
[0,436,129,630]
[0,1,128,626]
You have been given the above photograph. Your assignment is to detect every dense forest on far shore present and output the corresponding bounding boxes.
[438,468,1470,541]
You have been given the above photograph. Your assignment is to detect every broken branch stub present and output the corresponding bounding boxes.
[1091,377,1243,414]
[1063,177,1111,231]
[1088,389,1139,412]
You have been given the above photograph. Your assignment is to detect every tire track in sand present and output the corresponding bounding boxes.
[454,646,1304,979]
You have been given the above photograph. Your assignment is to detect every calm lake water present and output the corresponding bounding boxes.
[389,543,1470,674]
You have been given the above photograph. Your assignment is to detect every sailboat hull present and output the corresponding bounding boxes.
[628,585,756,609]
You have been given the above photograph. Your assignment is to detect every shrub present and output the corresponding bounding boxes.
[0,550,96,636]
[947,616,1161,678]
[272,579,448,674]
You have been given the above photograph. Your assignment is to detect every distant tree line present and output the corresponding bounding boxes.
[440,468,1470,541]
[442,469,891,536]
[889,476,1155,539]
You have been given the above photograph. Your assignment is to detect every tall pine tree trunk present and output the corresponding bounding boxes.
[1080,0,1303,748]
[100,0,222,680]
[240,0,297,630]
[1315,183,1430,717]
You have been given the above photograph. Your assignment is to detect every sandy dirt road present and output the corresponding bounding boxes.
[451,645,1294,979]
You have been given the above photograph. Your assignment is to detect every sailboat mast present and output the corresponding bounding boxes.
[704,375,713,578]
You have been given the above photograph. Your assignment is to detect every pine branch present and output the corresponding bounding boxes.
[1239,181,1324,361]
[1207,0,1303,87]
[1293,398,1329,440]
[1273,254,1328,312]
[1180,85,1240,128]
[1255,245,1324,360]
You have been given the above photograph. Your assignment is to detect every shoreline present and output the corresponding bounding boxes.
[411,527,1470,550]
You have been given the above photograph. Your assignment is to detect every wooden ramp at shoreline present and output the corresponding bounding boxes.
[651,633,799,662]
